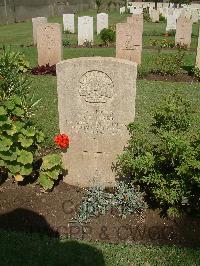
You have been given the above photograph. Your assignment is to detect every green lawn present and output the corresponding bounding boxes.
[0,230,199,266]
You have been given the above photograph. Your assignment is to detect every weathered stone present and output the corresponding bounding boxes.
[63,14,74,33]
[32,17,47,45]
[196,26,200,68]
[37,23,62,66]
[56,57,137,187]
[97,13,108,35]
[166,14,177,32]
[116,22,142,65]
[127,14,143,33]
[150,9,160,22]
[78,16,93,45]
[175,17,192,48]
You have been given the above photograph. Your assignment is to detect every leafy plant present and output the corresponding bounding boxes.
[113,182,146,218]
[159,14,166,22]
[149,39,175,49]
[62,39,71,47]
[75,186,113,223]
[38,154,63,190]
[0,47,30,103]
[31,64,56,76]
[190,66,200,81]
[151,50,185,76]
[143,8,151,22]
[100,27,116,46]
[82,40,93,47]
[75,182,146,223]
[167,29,176,36]
[0,95,44,181]
[117,93,200,217]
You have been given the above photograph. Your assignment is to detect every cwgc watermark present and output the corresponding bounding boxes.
[60,200,176,242]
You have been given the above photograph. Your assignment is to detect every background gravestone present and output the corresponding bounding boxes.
[175,17,192,48]
[63,14,74,33]
[32,17,47,45]
[56,57,137,187]
[78,16,93,45]
[97,13,108,35]
[37,23,62,66]
[116,22,142,65]
[196,27,200,69]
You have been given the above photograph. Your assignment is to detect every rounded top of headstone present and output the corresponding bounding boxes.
[56,57,138,69]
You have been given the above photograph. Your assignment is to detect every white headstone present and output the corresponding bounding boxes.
[63,14,75,33]
[32,17,47,45]
[78,16,93,45]
[97,13,108,35]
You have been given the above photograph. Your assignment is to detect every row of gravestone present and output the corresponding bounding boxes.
[32,14,108,47]
[33,14,196,67]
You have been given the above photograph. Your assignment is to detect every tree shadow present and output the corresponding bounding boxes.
[0,208,105,266]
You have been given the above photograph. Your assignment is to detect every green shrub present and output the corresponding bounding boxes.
[143,8,151,22]
[75,182,146,223]
[100,27,116,46]
[167,29,176,36]
[159,14,166,22]
[117,93,200,217]
[62,39,71,47]
[0,48,64,191]
[149,38,175,49]
[190,66,200,81]
[151,50,185,75]
[0,48,30,103]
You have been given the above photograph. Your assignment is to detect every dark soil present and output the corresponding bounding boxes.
[139,73,199,82]
[0,178,199,247]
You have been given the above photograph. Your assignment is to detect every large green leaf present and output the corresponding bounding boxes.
[17,150,33,165]
[45,166,61,180]
[7,162,21,174]
[18,134,33,148]
[0,137,13,151]
[38,173,54,190]
[21,126,36,137]
[42,154,62,170]
[5,124,17,136]
[0,150,17,161]
[20,164,33,176]
[0,106,7,116]
[12,107,24,117]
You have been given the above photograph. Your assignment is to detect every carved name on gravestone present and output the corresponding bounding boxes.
[63,14,75,33]
[78,16,93,45]
[175,17,192,48]
[32,17,47,45]
[56,57,137,187]
[116,22,142,65]
[37,23,62,66]
[97,13,108,35]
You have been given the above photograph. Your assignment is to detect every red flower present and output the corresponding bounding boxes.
[54,134,70,149]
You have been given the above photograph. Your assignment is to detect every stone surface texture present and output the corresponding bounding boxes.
[37,23,62,66]
[56,57,137,187]
[78,16,93,45]
[116,22,142,65]
[63,14,74,33]
[175,17,192,48]
[97,13,108,35]
[32,17,47,45]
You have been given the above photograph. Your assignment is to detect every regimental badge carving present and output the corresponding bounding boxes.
[79,71,114,103]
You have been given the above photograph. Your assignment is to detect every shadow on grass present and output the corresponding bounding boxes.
[0,208,105,266]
